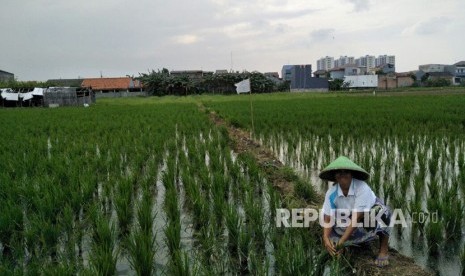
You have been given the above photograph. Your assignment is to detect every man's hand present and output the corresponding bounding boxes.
[323,236,337,256]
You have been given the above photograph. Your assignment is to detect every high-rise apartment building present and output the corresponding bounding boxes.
[334,56,355,68]
[376,55,396,67]
[355,55,376,70]
[317,56,335,71]
[317,54,395,72]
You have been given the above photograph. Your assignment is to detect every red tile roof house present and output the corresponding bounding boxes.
[81,77,142,93]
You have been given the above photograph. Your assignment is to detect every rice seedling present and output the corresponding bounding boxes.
[294,179,317,202]
[0,199,23,263]
[409,202,427,242]
[267,183,280,219]
[237,226,252,274]
[38,262,79,276]
[196,223,220,267]
[440,184,463,239]
[167,250,193,276]
[137,193,155,237]
[164,219,181,258]
[274,232,323,275]
[89,207,118,276]
[114,177,134,237]
[225,204,241,255]
[244,192,267,251]
[248,248,269,275]
[426,218,443,256]
[127,230,156,276]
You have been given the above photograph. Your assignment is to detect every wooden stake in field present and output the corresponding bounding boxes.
[235,78,255,139]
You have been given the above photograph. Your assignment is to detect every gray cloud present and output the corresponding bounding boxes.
[410,17,452,35]
[346,0,371,12]
[0,0,463,80]
[310,28,336,42]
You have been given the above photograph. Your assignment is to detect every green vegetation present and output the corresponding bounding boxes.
[204,90,465,273]
[1,90,464,274]
[139,70,281,96]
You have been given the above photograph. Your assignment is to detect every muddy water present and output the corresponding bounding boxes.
[260,132,465,276]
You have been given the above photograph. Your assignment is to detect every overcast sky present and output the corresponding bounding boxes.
[1,0,464,81]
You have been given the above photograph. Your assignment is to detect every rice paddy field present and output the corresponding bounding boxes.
[0,90,464,275]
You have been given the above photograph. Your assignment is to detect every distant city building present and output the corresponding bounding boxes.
[334,56,355,68]
[0,70,14,82]
[281,64,328,91]
[374,63,396,74]
[290,65,312,89]
[376,55,395,67]
[454,61,465,84]
[281,65,293,81]
[355,55,376,70]
[418,64,455,74]
[318,54,395,72]
[215,70,228,74]
[313,70,328,78]
[317,56,334,71]
[416,64,456,85]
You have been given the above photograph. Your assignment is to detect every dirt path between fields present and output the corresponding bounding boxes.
[201,103,434,276]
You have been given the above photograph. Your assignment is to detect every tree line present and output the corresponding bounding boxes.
[138,69,290,96]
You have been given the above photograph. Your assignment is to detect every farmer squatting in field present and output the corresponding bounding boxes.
[320,156,392,267]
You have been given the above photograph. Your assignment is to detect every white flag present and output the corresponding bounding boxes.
[235,79,251,94]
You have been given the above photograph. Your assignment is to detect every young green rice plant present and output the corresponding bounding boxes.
[274,232,318,275]
[267,182,280,219]
[137,192,154,237]
[197,165,212,194]
[428,157,438,180]
[408,199,424,239]
[440,184,463,239]
[163,182,180,224]
[60,204,77,262]
[237,226,252,275]
[248,247,269,276]
[294,179,317,203]
[127,230,156,276]
[38,262,79,276]
[114,177,134,238]
[371,165,381,196]
[382,181,394,207]
[426,219,443,256]
[163,177,181,258]
[413,173,424,203]
[225,204,242,255]
[167,250,193,276]
[191,192,208,231]
[196,223,218,267]
[211,172,227,226]
[244,191,266,251]
[0,199,23,264]
[182,171,200,211]
[89,207,118,276]
[164,219,181,259]
[208,146,223,174]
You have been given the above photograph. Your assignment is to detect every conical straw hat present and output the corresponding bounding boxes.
[319,156,369,182]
